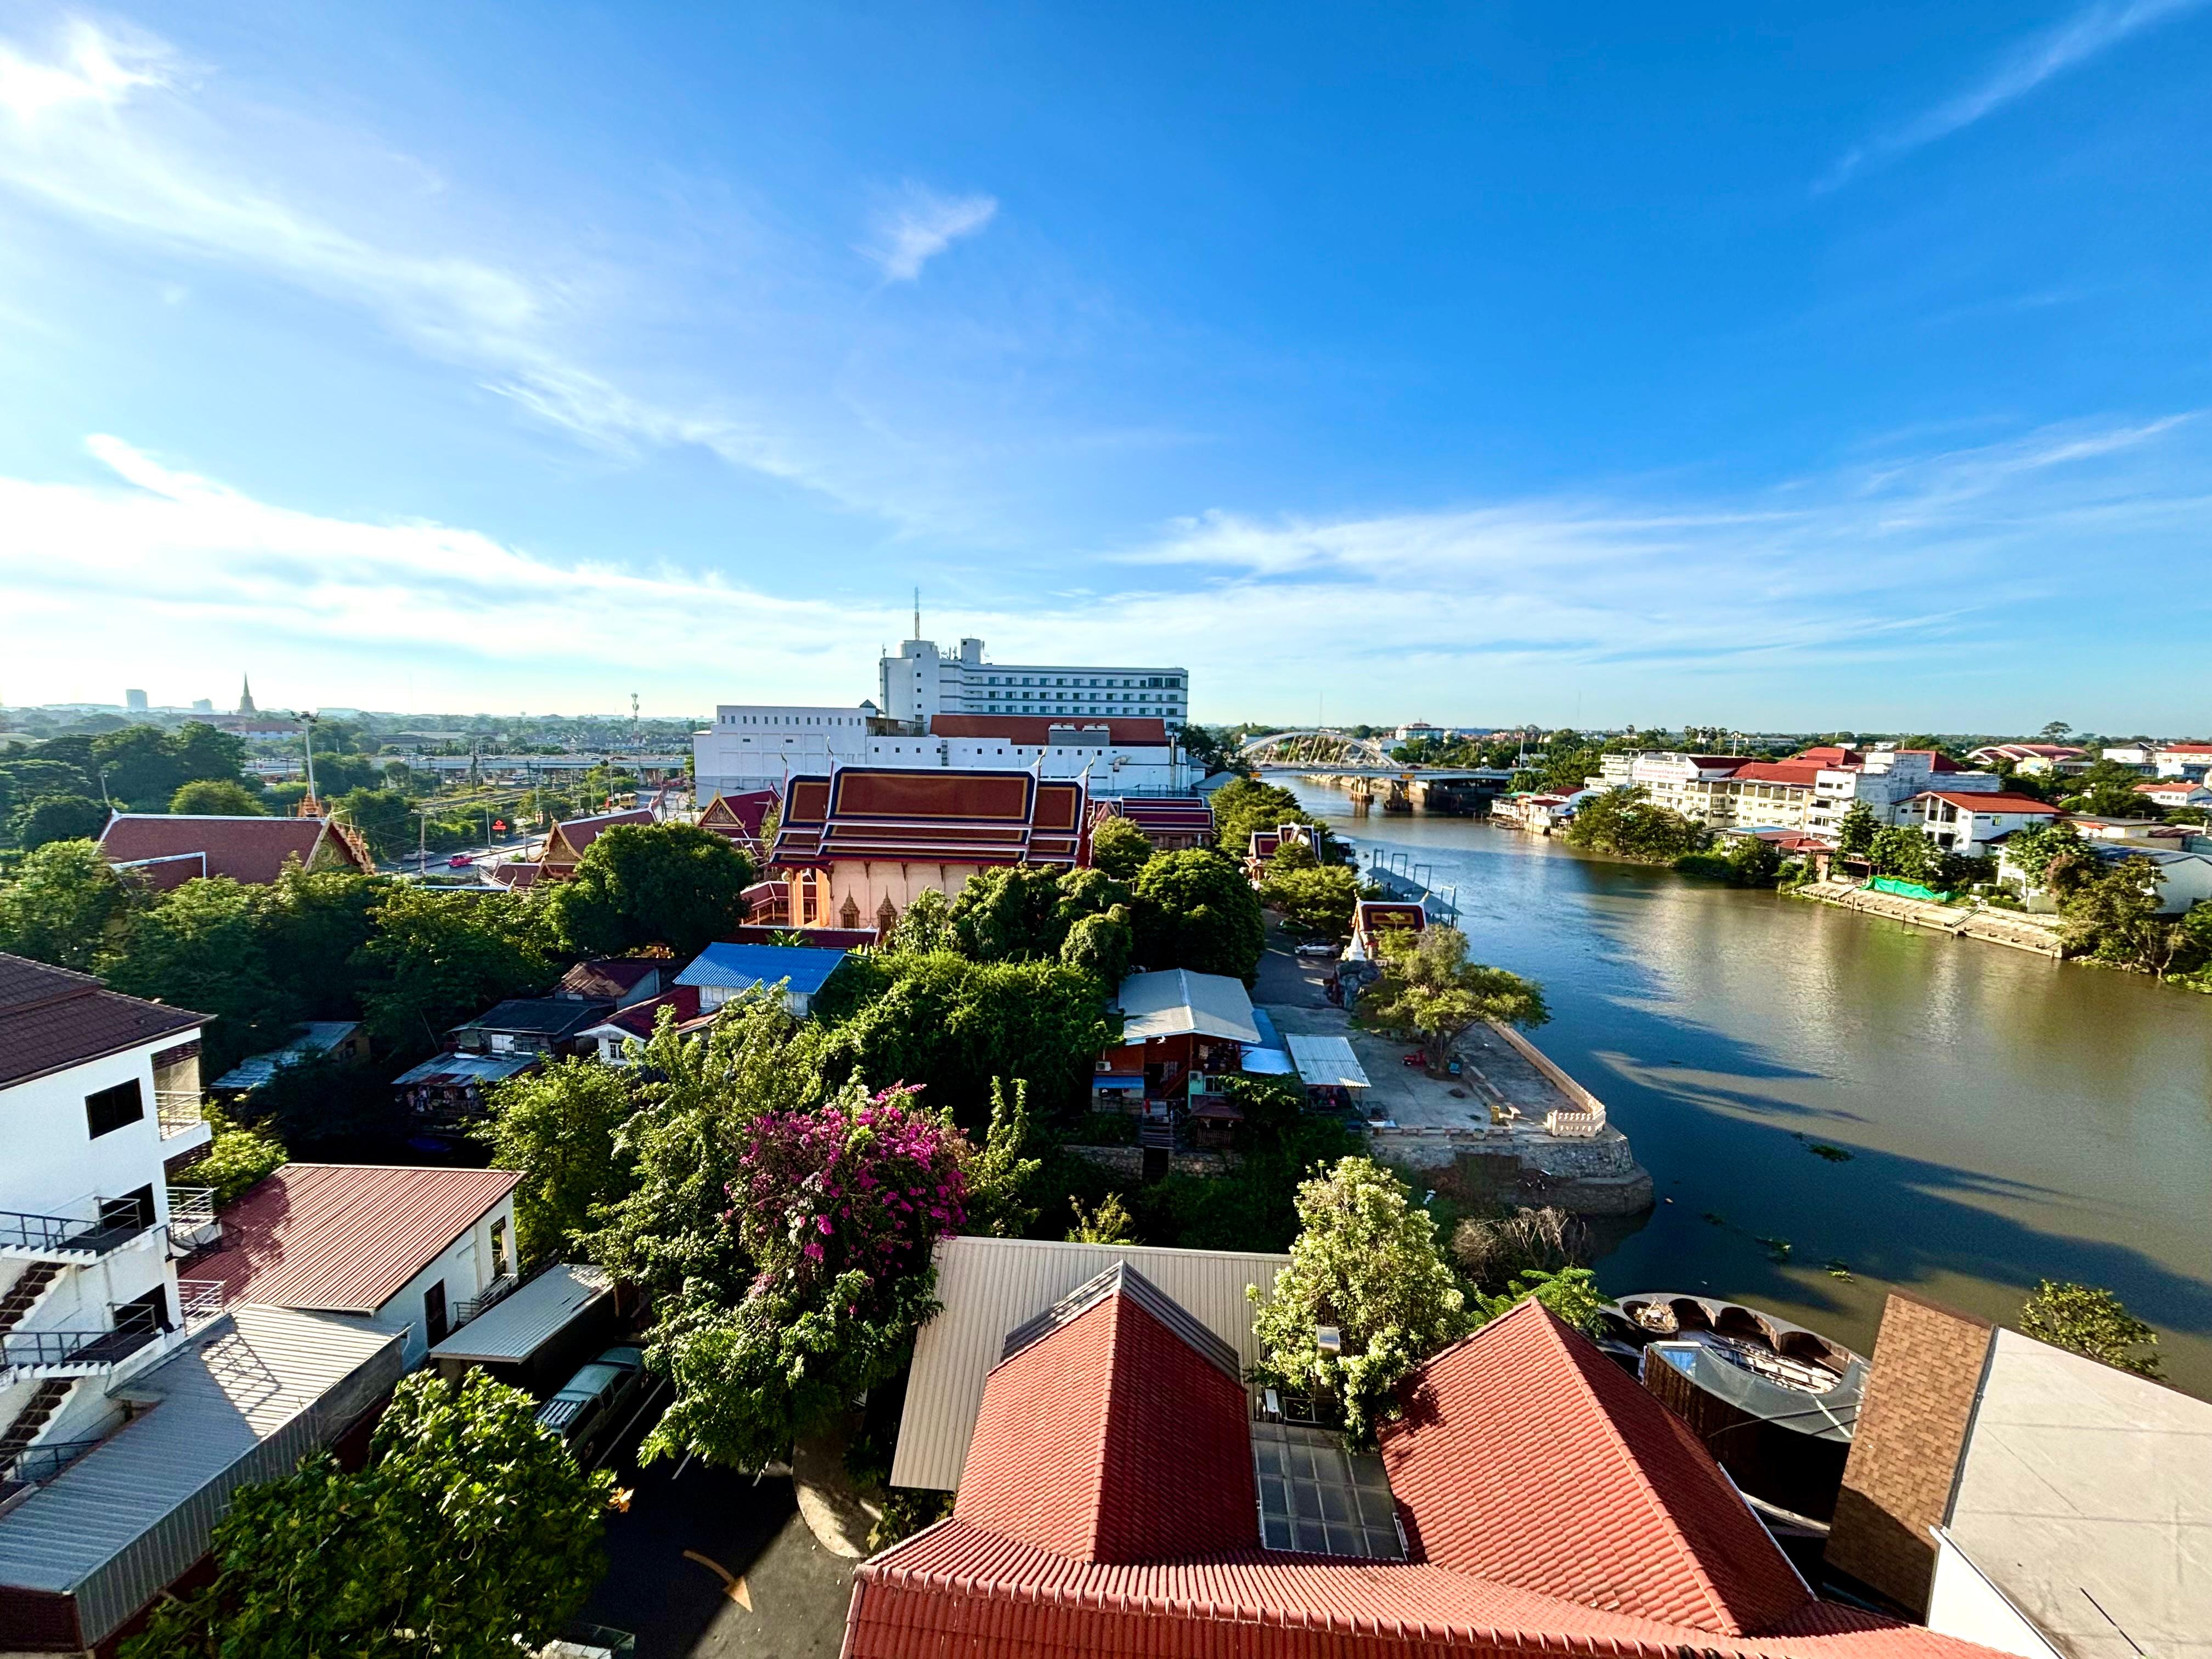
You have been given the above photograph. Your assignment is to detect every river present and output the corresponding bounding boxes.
[1284,782,2212,1398]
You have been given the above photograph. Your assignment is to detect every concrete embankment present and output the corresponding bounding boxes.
[1801,880,2066,958]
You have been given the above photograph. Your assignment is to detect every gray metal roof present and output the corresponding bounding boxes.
[208,1022,363,1091]
[1115,968,1259,1045]
[0,1304,403,1645]
[390,1049,540,1087]
[1284,1032,1371,1090]
[428,1263,612,1364]
[889,1234,1290,1492]
[1942,1328,2212,1659]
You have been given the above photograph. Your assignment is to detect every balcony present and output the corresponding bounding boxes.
[177,1277,227,1329]
[0,1198,160,1263]
[0,1304,163,1384]
[155,1090,210,1141]
[455,1274,518,1328]
[165,1187,221,1257]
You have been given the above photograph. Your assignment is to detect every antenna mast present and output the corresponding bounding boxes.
[912,586,921,641]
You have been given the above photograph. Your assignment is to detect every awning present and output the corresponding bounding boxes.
[1286,1033,1371,1090]
[428,1263,612,1364]
[1091,1076,1144,1092]
[1241,1048,1297,1076]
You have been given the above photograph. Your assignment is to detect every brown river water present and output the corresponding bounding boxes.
[1286,782,2212,1398]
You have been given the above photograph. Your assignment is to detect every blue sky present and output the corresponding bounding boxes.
[1,3,2208,730]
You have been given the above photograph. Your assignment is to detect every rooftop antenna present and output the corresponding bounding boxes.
[912,586,921,642]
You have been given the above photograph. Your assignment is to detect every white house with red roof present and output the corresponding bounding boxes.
[2134,778,2212,810]
[1965,743,2088,776]
[852,1250,2007,1659]
[2151,741,2212,780]
[1906,791,2061,857]
[184,1164,520,1367]
[1806,748,2001,841]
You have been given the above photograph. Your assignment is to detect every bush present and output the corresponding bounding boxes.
[1088,814,1157,882]
[2019,1279,2162,1376]
[1450,1206,1590,1292]
[176,1114,288,1206]
[1672,852,1730,879]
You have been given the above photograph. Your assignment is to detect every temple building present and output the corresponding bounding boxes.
[763,767,1086,933]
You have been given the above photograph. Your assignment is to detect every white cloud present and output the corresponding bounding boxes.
[862,184,998,281]
[1822,0,2205,188]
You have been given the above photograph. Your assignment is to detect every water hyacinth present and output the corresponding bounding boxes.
[731,1084,970,1307]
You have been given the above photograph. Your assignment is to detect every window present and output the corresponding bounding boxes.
[86,1079,144,1138]
[490,1216,509,1280]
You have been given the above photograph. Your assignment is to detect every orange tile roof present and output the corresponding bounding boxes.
[187,1164,520,1314]
[99,814,372,886]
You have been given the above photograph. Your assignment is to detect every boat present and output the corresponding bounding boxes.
[1600,1292,1868,1528]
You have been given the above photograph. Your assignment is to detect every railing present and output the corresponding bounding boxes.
[177,1278,227,1329]
[165,1187,219,1256]
[0,1305,162,1380]
[155,1091,208,1139]
[0,1200,157,1260]
[0,1434,105,1491]
[455,1274,518,1327]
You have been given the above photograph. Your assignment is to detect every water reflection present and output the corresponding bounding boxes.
[1290,783,2212,1398]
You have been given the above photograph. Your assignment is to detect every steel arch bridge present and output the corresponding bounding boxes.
[1237,729,1396,768]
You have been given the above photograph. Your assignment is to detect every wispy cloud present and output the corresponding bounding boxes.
[9,415,2204,723]
[1822,0,2206,189]
[861,183,998,281]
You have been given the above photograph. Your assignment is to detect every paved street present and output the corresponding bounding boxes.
[580,1456,856,1659]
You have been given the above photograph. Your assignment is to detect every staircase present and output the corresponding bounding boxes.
[0,1379,74,1477]
[0,1265,61,1338]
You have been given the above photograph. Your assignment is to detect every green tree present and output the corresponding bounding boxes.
[1471,1266,1609,1336]
[355,887,558,1051]
[884,885,960,953]
[107,878,282,1074]
[1723,835,1784,889]
[123,1369,613,1659]
[1261,862,1359,938]
[2003,820,2086,892]
[13,794,108,849]
[1833,800,1880,858]
[1868,825,1940,883]
[1362,925,1549,1068]
[174,1111,289,1206]
[2062,758,2162,819]
[0,758,97,822]
[336,786,416,862]
[1067,1192,1137,1243]
[483,1057,642,1263]
[168,720,251,788]
[1058,905,1133,986]
[0,838,140,970]
[2019,1280,2162,1378]
[1209,777,1329,862]
[1248,1158,1470,1445]
[2059,855,2185,974]
[257,866,387,1020]
[168,779,266,816]
[1088,814,1157,881]
[548,822,755,960]
[1561,787,1708,863]
[90,725,193,808]
[964,1076,1042,1238]
[1131,849,1267,980]
[949,865,1069,961]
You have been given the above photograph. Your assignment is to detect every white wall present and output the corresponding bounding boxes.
[1927,1533,2061,1659]
[352,1194,518,1369]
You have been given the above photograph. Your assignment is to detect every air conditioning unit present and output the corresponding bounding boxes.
[1094,1060,1112,1074]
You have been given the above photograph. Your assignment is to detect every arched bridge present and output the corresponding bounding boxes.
[1238,729,1397,767]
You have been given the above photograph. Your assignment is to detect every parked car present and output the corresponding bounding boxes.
[536,1346,648,1455]
[1294,942,1341,961]
[448,853,475,868]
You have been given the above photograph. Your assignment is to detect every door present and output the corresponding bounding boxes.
[424,1282,449,1346]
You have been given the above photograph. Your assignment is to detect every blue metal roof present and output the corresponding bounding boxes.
[676,942,851,997]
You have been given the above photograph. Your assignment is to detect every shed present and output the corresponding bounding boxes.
[427,1263,618,1393]
[208,1022,369,1093]
[889,1234,1291,1492]
[1285,1033,1370,1091]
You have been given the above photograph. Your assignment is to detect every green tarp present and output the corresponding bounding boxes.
[1870,876,1949,901]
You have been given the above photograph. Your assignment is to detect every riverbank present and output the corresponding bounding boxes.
[1284,782,2212,1400]
[1796,878,2066,957]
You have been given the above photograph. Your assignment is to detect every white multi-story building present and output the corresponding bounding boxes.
[1,953,220,1474]
[2152,742,2212,780]
[878,637,1188,730]
[695,706,1194,797]
[1803,747,2001,839]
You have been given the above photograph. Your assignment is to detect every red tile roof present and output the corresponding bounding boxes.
[1791,746,1864,767]
[1381,1301,1807,1635]
[1099,797,1215,832]
[932,715,1172,746]
[555,958,665,1000]
[543,809,654,867]
[186,1164,520,1314]
[769,770,1087,870]
[578,985,703,1041]
[1729,762,1826,787]
[849,1291,2000,1659]
[698,789,778,843]
[1911,791,2060,814]
[2156,742,2212,754]
[98,814,373,886]
[0,951,205,1089]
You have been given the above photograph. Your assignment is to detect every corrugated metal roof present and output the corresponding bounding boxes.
[427,1263,612,1364]
[1285,1033,1370,1090]
[889,1235,1290,1491]
[208,1022,362,1091]
[0,951,205,1090]
[187,1164,520,1314]
[0,1304,402,1644]
[675,942,850,997]
[390,1050,540,1086]
[1114,968,1260,1045]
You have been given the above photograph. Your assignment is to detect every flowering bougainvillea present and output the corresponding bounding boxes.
[732,1084,969,1306]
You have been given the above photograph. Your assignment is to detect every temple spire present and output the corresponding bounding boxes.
[237,674,256,715]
